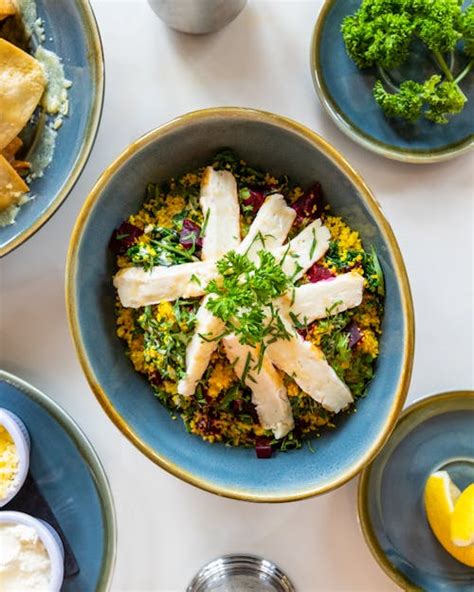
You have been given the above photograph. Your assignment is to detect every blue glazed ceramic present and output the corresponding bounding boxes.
[66,107,414,502]
[0,0,104,256]
[0,370,116,591]
[359,391,474,591]
[311,0,474,163]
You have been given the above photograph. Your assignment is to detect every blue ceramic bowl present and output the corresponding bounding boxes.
[0,0,104,256]
[66,107,414,502]
[0,370,116,590]
[358,391,474,591]
[311,0,474,163]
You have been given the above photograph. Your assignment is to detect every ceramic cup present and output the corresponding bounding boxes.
[148,0,247,34]
[0,511,65,591]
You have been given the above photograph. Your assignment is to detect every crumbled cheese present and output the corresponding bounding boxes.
[0,426,19,500]
[34,47,70,116]
[0,523,51,590]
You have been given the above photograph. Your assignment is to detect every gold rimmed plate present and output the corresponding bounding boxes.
[358,391,474,590]
[0,0,104,256]
[66,107,414,502]
[311,0,474,163]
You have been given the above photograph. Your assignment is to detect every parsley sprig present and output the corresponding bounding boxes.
[205,250,292,347]
[342,0,474,124]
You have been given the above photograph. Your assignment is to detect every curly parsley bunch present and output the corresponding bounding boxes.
[342,0,474,124]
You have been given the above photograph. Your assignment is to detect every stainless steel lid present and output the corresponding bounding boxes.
[187,554,295,592]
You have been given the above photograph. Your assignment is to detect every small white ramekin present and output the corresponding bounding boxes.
[0,408,31,507]
[0,511,65,591]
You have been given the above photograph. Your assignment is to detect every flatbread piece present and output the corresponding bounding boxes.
[0,38,46,150]
[0,153,29,211]
[0,0,16,21]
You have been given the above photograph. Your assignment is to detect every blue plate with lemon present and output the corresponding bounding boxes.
[358,391,474,591]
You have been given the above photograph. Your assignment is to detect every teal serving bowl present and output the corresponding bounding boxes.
[66,107,414,502]
[0,0,104,257]
[311,0,474,163]
[0,370,116,590]
[358,391,474,590]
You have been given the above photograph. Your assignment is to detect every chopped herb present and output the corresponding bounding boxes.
[309,228,318,259]
[241,351,253,384]
[205,250,291,347]
[201,208,210,237]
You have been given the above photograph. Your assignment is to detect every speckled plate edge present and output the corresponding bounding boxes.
[0,369,117,591]
[310,0,474,164]
[0,0,105,258]
[357,390,474,591]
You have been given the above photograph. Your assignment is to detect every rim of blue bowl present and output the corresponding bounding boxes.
[0,369,117,591]
[358,390,474,591]
[310,0,474,164]
[0,0,105,257]
[65,106,415,502]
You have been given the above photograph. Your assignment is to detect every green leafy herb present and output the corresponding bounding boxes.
[201,209,210,237]
[205,250,291,347]
[127,227,198,270]
[341,0,473,124]
[138,301,197,382]
[362,246,385,296]
[309,227,318,259]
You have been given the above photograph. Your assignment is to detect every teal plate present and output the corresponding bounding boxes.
[359,392,474,591]
[0,370,116,591]
[0,0,104,257]
[311,0,474,163]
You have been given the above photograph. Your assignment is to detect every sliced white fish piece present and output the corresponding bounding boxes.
[238,193,296,262]
[178,295,225,397]
[222,334,294,439]
[273,219,330,280]
[200,166,241,261]
[265,300,353,413]
[180,179,294,398]
[290,272,364,324]
[113,260,216,308]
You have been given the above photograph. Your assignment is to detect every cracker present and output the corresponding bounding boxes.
[0,0,16,21]
[1,136,23,162]
[0,153,29,211]
[0,38,46,150]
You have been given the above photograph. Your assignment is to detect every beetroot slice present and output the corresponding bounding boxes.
[291,182,323,223]
[255,437,273,459]
[149,372,162,388]
[307,264,336,283]
[346,321,363,348]
[179,219,203,251]
[109,222,142,255]
[241,185,274,214]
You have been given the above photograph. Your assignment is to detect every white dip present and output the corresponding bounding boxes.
[0,523,51,590]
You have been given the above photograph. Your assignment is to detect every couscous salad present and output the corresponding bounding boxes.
[111,151,384,457]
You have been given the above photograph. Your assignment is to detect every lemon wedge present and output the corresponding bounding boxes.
[424,471,474,567]
[450,483,474,547]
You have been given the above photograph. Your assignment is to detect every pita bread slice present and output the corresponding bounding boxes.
[0,0,16,21]
[0,153,29,211]
[0,38,46,150]
[1,136,23,162]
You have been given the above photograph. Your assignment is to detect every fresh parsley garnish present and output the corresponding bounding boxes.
[205,250,291,347]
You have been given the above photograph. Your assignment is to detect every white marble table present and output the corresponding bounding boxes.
[1,1,473,590]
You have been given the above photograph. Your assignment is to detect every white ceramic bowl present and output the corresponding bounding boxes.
[0,409,30,507]
[0,511,65,591]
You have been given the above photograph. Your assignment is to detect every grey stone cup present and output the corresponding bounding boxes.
[148,0,248,34]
